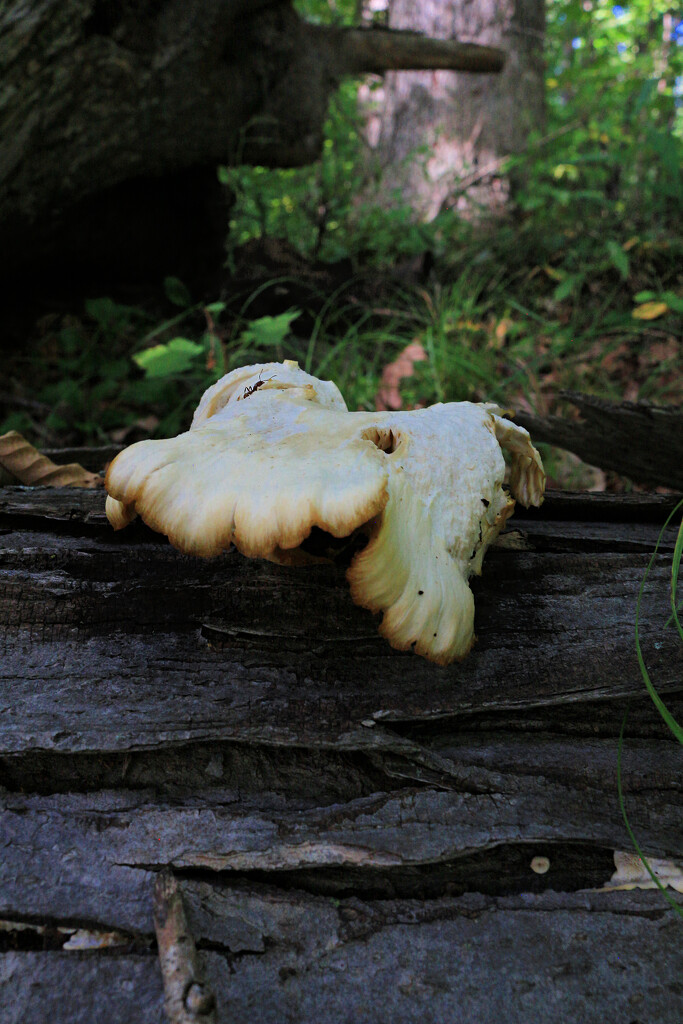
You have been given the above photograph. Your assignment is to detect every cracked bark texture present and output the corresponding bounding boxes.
[0,482,681,1022]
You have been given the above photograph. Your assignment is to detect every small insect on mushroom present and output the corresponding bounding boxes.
[240,371,276,400]
[105,360,545,665]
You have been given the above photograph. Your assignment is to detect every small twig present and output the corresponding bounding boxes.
[0,391,51,414]
[153,870,217,1024]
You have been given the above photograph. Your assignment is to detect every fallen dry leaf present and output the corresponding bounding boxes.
[375,341,427,411]
[0,431,102,488]
[646,339,679,364]
[493,317,513,348]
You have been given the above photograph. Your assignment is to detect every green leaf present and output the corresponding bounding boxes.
[605,240,629,280]
[553,273,584,301]
[204,301,226,316]
[239,310,301,348]
[133,337,204,378]
[163,276,192,308]
[662,292,683,314]
[635,498,683,744]
[634,291,683,314]
[85,297,131,331]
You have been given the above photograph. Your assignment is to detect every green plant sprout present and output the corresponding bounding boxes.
[617,497,683,918]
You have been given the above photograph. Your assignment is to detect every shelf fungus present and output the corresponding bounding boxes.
[105,361,545,664]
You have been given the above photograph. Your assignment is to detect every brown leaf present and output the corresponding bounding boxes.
[0,431,103,488]
[600,342,631,372]
[375,342,427,411]
[493,317,513,347]
[647,339,679,363]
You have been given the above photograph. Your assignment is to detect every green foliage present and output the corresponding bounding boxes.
[225,0,682,275]
[221,79,394,263]
[133,338,206,378]
[163,276,193,309]
[634,289,683,314]
[2,0,680,461]
[237,310,302,350]
[17,299,148,443]
[511,0,682,239]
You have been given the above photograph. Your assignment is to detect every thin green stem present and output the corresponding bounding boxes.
[635,499,683,744]
[617,709,683,918]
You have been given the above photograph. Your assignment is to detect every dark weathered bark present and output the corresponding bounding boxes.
[0,480,681,1021]
[0,0,504,288]
[3,890,682,1024]
[516,392,683,491]
[362,0,545,218]
[1,489,681,749]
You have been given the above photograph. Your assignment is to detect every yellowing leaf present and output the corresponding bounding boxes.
[632,301,669,320]
[0,432,102,488]
[543,265,564,281]
[552,163,578,181]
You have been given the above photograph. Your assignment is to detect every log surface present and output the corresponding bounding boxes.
[1,485,681,1023]
[516,392,683,490]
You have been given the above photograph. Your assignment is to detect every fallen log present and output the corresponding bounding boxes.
[0,482,681,1022]
[516,392,683,491]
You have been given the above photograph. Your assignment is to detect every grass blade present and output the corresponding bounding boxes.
[617,710,683,917]
[635,499,683,745]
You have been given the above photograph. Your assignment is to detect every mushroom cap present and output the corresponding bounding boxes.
[106,361,544,664]
[192,360,347,427]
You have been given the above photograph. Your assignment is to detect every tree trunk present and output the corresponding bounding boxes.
[363,0,545,219]
[0,478,681,1020]
[0,0,505,292]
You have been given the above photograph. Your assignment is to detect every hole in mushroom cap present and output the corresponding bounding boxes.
[297,526,368,564]
[361,427,401,455]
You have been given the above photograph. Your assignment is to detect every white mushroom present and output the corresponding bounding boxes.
[106,360,544,664]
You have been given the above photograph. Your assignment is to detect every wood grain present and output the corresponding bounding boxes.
[1,484,681,1023]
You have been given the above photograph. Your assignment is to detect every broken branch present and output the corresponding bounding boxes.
[335,28,506,75]
[153,870,217,1024]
